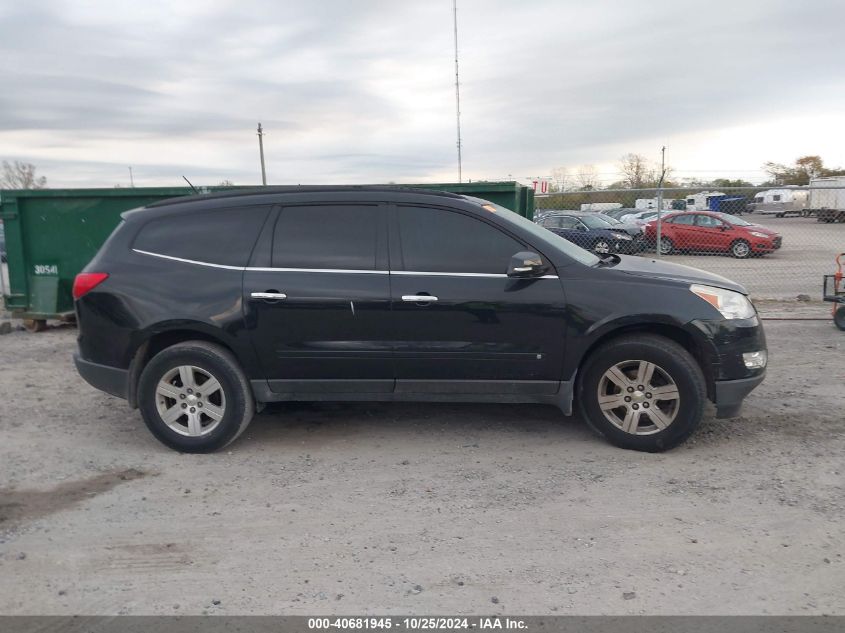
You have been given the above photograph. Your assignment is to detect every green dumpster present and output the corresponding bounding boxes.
[0,182,533,331]
[411,181,535,219]
[0,187,201,331]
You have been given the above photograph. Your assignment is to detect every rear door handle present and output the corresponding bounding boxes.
[402,295,438,302]
[250,291,287,300]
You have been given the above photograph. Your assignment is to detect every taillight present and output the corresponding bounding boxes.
[72,272,109,299]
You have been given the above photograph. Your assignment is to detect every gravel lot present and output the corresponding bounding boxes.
[0,315,843,616]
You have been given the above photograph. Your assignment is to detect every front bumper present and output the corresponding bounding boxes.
[713,372,765,418]
[614,239,640,254]
[686,316,767,417]
[74,353,129,400]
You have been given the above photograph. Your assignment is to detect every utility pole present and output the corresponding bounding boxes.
[656,146,666,258]
[452,0,463,183]
[257,122,267,186]
[128,166,135,188]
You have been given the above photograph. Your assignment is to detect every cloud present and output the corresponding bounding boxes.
[0,0,843,187]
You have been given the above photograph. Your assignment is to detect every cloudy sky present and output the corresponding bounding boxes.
[1,0,844,188]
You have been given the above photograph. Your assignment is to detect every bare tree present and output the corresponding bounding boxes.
[550,167,569,192]
[618,153,655,188]
[576,164,599,190]
[1,160,47,189]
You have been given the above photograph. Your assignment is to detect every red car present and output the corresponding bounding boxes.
[644,211,782,258]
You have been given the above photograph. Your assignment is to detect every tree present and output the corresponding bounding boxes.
[711,178,754,188]
[218,179,235,187]
[549,167,569,193]
[618,153,657,188]
[576,164,599,190]
[1,160,47,189]
[763,155,845,186]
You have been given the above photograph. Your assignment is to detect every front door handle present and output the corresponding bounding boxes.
[402,295,438,303]
[250,291,287,300]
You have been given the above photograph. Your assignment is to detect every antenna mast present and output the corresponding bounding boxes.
[257,122,267,186]
[452,0,463,182]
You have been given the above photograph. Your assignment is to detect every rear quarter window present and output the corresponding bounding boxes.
[132,206,271,267]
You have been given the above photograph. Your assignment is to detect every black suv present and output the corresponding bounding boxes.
[73,187,767,453]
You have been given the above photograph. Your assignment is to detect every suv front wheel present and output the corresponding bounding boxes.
[137,341,255,453]
[577,334,706,452]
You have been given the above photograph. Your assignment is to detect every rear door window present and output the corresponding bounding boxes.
[695,215,725,228]
[672,214,696,225]
[395,206,524,274]
[133,206,271,267]
[272,205,381,270]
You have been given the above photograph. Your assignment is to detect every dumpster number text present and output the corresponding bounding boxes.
[34,265,59,276]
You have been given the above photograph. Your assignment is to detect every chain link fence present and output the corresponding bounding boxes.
[534,185,845,312]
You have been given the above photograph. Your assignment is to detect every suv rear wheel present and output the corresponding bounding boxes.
[137,341,255,453]
[577,334,705,452]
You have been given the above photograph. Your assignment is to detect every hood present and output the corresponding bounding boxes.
[611,255,748,294]
[743,223,778,235]
[614,223,643,236]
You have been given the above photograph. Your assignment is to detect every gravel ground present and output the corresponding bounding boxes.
[0,317,843,616]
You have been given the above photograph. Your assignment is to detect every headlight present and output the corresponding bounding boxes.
[690,284,755,319]
[749,231,769,238]
[612,232,632,240]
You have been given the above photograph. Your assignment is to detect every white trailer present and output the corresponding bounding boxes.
[580,202,622,212]
[810,176,845,223]
[750,189,809,217]
[635,197,676,210]
[684,191,726,211]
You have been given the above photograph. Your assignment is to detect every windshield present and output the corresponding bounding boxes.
[464,196,601,266]
[579,215,613,229]
[595,213,620,225]
[717,212,751,226]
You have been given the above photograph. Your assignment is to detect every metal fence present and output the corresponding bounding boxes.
[534,185,845,310]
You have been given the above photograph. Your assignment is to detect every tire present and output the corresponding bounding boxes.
[593,239,611,255]
[834,306,845,332]
[730,239,751,259]
[657,237,674,255]
[23,319,47,333]
[137,340,255,453]
[577,334,706,452]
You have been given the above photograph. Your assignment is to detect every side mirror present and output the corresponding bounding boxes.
[507,251,547,278]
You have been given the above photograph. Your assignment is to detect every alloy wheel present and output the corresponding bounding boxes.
[155,365,226,437]
[596,360,680,435]
[732,241,750,258]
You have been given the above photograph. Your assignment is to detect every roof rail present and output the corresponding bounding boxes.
[146,185,464,208]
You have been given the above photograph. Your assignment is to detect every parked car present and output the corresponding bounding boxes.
[74,186,767,453]
[592,212,645,236]
[538,209,644,240]
[602,207,639,221]
[643,211,782,258]
[535,211,638,254]
[620,209,660,226]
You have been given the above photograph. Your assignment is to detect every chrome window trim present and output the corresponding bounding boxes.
[249,267,388,275]
[132,249,245,270]
[394,270,559,279]
[132,249,559,279]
